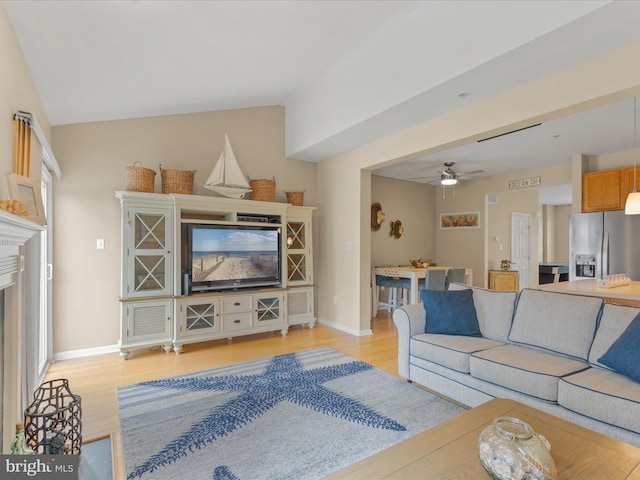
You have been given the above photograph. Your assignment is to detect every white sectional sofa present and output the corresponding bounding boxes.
[393,284,640,447]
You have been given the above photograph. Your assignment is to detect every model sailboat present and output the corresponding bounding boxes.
[204,134,252,198]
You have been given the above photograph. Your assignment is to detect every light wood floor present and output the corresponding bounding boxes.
[44,313,398,479]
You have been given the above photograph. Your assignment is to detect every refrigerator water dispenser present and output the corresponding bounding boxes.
[575,254,596,278]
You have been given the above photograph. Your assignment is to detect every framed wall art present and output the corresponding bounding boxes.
[440,211,479,229]
[8,173,46,225]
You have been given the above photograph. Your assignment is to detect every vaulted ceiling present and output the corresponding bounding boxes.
[5,0,640,184]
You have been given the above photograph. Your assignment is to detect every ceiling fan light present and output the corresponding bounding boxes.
[441,171,458,185]
[625,190,640,214]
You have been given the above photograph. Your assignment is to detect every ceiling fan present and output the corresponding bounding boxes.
[410,162,485,198]
[441,162,458,185]
[411,162,485,185]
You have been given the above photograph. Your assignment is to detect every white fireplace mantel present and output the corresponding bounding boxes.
[0,210,44,289]
[0,209,43,244]
[0,209,44,452]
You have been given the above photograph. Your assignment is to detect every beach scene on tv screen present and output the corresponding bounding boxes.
[192,228,278,282]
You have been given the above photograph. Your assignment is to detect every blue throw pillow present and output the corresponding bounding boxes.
[598,313,640,383]
[421,288,481,337]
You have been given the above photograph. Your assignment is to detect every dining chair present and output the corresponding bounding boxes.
[418,269,446,293]
[445,268,466,289]
[375,275,410,311]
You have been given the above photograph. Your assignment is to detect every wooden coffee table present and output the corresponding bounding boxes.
[327,398,640,479]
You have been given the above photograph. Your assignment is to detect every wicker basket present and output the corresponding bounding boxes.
[250,178,276,201]
[285,191,304,206]
[160,166,195,194]
[125,162,156,192]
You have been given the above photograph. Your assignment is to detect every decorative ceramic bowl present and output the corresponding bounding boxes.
[410,259,431,268]
[478,417,557,480]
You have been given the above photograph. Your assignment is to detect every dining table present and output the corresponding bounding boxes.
[371,265,473,316]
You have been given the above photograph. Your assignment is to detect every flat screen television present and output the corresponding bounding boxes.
[183,223,282,293]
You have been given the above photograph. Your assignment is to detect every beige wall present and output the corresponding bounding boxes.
[433,162,570,289]
[0,4,51,191]
[487,189,540,288]
[589,146,640,172]
[370,175,436,268]
[541,203,571,264]
[553,204,571,263]
[542,205,555,262]
[51,107,317,353]
[315,40,640,333]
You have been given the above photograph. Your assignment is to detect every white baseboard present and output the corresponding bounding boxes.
[53,344,120,362]
[52,320,374,360]
[316,317,373,336]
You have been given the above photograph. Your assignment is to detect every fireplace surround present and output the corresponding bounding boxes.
[0,209,43,451]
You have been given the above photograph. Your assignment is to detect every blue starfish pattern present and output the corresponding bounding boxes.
[127,352,405,479]
[213,466,239,480]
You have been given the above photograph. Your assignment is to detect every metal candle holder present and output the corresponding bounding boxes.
[24,379,82,454]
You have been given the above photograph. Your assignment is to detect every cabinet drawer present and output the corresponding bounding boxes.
[222,296,252,313]
[222,312,252,331]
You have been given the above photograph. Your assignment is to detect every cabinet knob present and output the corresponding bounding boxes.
[233,302,241,306]
[233,319,241,324]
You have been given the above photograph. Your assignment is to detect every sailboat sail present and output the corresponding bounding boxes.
[204,134,252,199]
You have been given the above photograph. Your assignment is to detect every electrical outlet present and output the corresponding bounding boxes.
[97,239,105,250]
[332,296,338,305]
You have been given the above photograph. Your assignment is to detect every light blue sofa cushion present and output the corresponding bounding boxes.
[589,303,640,369]
[470,344,588,402]
[508,289,602,360]
[410,333,504,373]
[448,283,516,343]
[559,367,640,433]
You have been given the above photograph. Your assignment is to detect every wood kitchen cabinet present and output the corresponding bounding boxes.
[489,270,519,291]
[582,167,640,212]
[622,166,639,196]
[582,169,625,212]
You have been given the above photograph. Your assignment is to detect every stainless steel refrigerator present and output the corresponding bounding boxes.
[569,211,640,281]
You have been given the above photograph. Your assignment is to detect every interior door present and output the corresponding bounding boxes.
[511,212,531,289]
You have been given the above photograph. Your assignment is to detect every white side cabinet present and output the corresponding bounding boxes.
[117,192,174,358]
[120,299,173,358]
[286,206,315,327]
[173,290,287,353]
[287,286,315,328]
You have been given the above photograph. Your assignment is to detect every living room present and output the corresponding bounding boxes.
[3,1,640,474]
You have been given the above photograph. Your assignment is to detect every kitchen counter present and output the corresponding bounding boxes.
[539,279,640,305]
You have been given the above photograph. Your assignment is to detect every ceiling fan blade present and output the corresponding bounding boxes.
[410,174,440,180]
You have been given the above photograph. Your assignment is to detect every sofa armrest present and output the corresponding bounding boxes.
[393,304,426,379]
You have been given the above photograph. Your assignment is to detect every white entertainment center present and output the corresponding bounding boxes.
[116,191,315,358]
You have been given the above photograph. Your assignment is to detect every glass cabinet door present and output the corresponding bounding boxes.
[255,294,283,324]
[180,299,220,337]
[127,208,173,298]
[287,221,306,249]
[286,219,311,285]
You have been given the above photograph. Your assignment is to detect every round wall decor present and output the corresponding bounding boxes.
[371,203,384,231]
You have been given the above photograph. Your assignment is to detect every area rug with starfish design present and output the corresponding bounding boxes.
[117,346,465,480]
